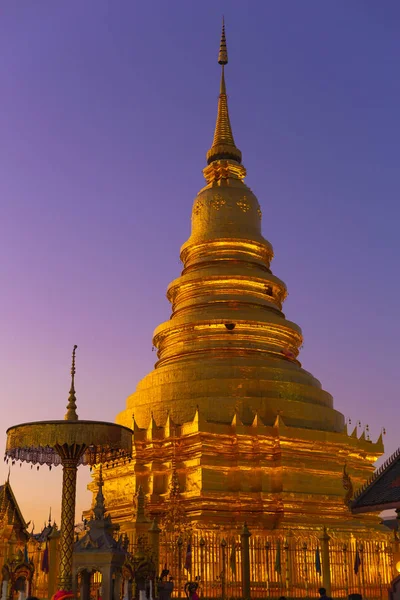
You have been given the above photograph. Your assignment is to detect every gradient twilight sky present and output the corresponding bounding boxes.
[1,1,400,530]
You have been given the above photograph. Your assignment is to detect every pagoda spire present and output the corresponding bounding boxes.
[65,345,79,421]
[206,19,242,165]
[93,465,106,520]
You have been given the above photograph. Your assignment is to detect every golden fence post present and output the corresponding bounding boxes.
[199,537,205,596]
[359,544,365,598]
[177,537,183,599]
[284,537,290,596]
[343,543,349,598]
[319,528,331,597]
[241,523,251,600]
[265,542,270,596]
[148,519,161,575]
[303,542,308,597]
[375,543,382,600]
[221,539,227,600]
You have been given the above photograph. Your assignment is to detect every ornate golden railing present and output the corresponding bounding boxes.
[155,530,395,599]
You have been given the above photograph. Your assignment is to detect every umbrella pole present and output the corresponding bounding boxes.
[58,457,79,592]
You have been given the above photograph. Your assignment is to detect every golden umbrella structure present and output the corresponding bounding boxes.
[4,346,132,594]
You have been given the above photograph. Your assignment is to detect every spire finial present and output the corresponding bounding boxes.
[93,465,106,520]
[206,19,242,166]
[64,345,79,421]
[48,507,52,526]
[218,17,228,66]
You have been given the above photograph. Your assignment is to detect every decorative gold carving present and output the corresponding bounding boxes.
[58,460,79,590]
[342,463,354,507]
[193,200,202,215]
[5,421,132,467]
[237,196,250,213]
[203,159,246,184]
[257,207,262,220]
[210,194,226,210]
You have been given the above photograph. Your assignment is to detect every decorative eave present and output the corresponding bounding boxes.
[351,447,400,514]
[0,480,28,533]
[203,159,246,185]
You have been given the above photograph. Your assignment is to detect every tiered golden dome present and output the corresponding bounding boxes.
[116,23,345,435]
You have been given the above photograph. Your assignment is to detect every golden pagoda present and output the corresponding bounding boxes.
[102,23,385,538]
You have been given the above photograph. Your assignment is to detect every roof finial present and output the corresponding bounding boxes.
[218,17,228,66]
[206,18,242,166]
[48,507,52,526]
[93,465,106,520]
[64,345,79,421]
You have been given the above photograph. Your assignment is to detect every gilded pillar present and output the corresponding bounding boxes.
[319,528,331,596]
[240,523,251,600]
[58,458,79,591]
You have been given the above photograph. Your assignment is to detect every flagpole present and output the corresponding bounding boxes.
[360,544,365,598]
[303,543,308,598]
[319,527,332,597]
[375,543,383,600]
[343,544,349,598]
[265,542,270,596]
[199,537,205,597]
[177,537,183,599]
[275,538,283,596]
[284,538,290,597]
[221,539,227,600]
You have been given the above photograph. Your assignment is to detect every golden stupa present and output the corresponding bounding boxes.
[103,23,384,536]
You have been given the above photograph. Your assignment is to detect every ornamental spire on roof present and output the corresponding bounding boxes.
[206,18,242,166]
[93,465,106,520]
[65,345,78,421]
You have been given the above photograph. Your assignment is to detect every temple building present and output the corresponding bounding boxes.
[0,477,57,600]
[97,23,386,539]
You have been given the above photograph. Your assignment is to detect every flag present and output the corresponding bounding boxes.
[274,540,281,575]
[315,547,321,575]
[230,543,236,577]
[184,543,192,572]
[24,545,29,564]
[41,542,49,573]
[354,548,361,575]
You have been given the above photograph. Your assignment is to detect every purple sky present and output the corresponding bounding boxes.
[1,1,400,529]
